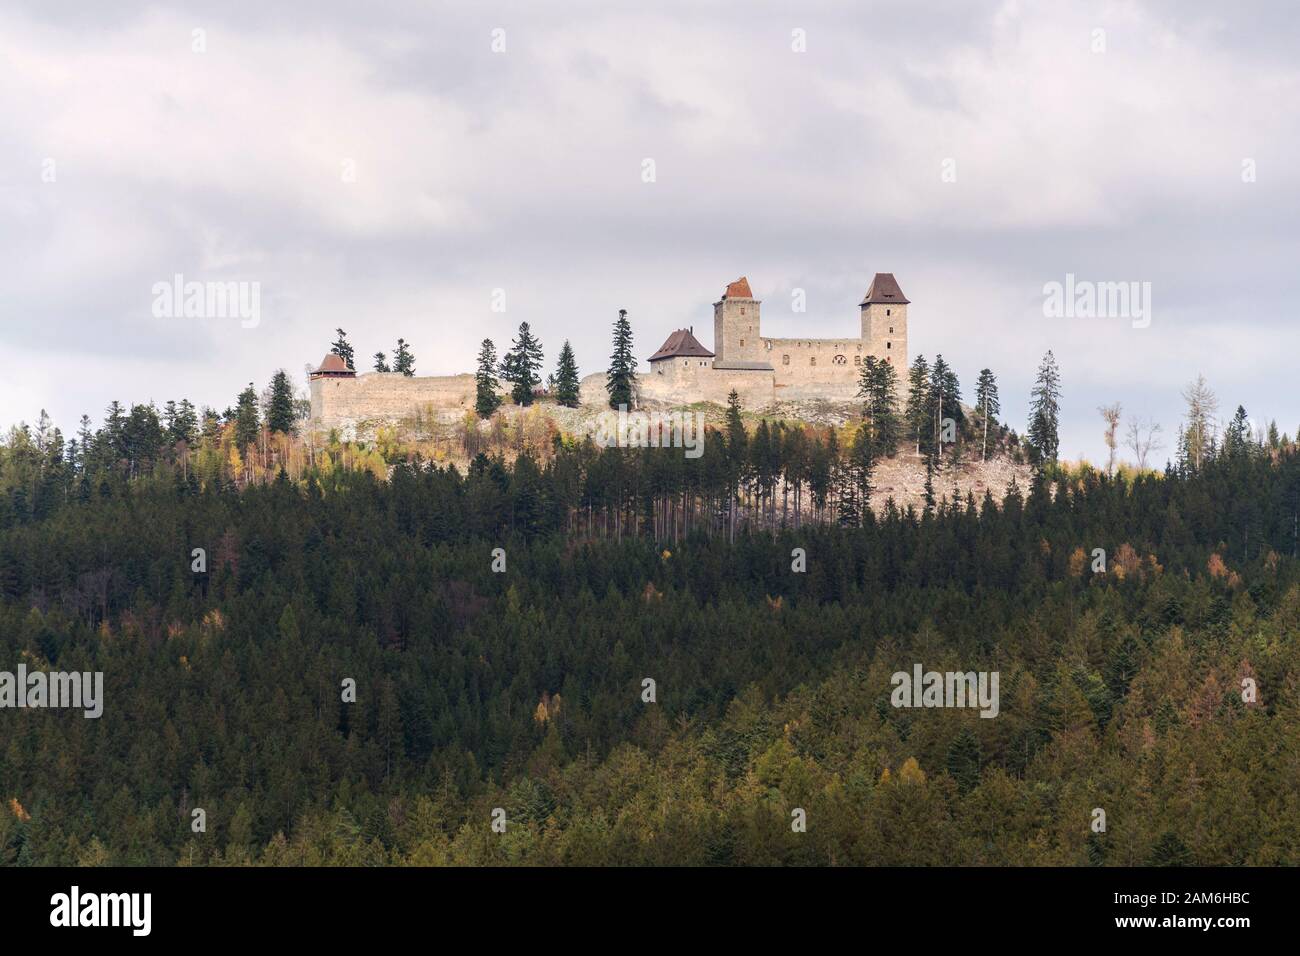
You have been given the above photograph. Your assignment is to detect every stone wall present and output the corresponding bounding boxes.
[310,372,477,433]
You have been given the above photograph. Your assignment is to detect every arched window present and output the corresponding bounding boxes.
[833,354,847,365]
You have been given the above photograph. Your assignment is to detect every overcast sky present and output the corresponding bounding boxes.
[2,1,1297,463]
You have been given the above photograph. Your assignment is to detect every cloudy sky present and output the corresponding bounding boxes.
[2,0,1297,463]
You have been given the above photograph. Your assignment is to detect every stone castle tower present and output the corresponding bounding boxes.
[710,272,908,375]
[713,278,768,368]
[858,272,909,371]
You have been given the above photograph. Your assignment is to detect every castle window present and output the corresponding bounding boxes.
[740,339,745,347]
[853,355,861,366]
[887,341,892,349]
[782,354,790,365]
[810,356,816,366]
[889,326,894,334]
[740,307,745,315]
[833,354,846,365]
[886,309,891,316]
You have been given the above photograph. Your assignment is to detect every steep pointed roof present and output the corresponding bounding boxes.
[861,273,909,305]
[648,328,715,362]
[311,353,356,378]
[722,277,754,299]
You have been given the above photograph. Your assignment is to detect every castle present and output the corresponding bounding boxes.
[309,273,909,432]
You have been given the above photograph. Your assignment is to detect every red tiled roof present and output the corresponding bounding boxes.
[722,277,753,299]
[648,328,715,362]
[861,273,909,305]
[313,353,354,375]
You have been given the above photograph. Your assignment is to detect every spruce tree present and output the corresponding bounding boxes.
[974,368,1000,461]
[393,338,416,376]
[501,322,544,406]
[475,339,502,419]
[724,390,747,542]
[234,383,261,450]
[945,728,982,794]
[330,328,355,370]
[606,309,637,410]
[373,352,391,372]
[267,369,297,435]
[1224,406,1250,458]
[554,340,581,408]
[858,356,901,456]
[1027,349,1061,468]
[905,355,931,457]
[928,355,962,462]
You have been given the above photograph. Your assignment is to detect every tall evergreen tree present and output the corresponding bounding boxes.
[501,322,544,406]
[373,352,391,372]
[928,355,962,462]
[607,309,637,410]
[1224,405,1250,458]
[267,370,297,435]
[234,383,261,450]
[393,338,416,376]
[554,340,581,408]
[724,390,747,542]
[974,368,1000,462]
[330,328,355,370]
[905,355,931,457]
[1027,350,1061,468]
[859,356,901,456]
[475,339,503,419]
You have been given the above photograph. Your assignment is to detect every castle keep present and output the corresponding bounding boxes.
[308,273,909,432]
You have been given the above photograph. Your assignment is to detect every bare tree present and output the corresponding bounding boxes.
[1181,374,1219,470]
[1098,403,1122,476]
[1125,417,1164,470]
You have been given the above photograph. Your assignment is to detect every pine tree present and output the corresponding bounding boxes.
[1225,405,1249,456]
[842,424,876,526]
[1027,350,1061,468]
[974,368,1000,461]
[267,369,297,435]
[928,355,962,465]
[330,328,355,370]
[475,339,502,419]
[501,322,544,406]
[393,338,416,376]
[234,383,260,451]
[373,352,391,372]
[858,356,901,456]
[607,309,637,410]
[554,340,581,408]
[945,728,982,794]
[905,355,931,457]
[725,390,747,542]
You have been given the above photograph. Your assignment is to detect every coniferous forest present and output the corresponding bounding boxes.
[3,411,1300,866]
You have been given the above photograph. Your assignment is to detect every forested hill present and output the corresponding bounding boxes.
[2,448,1300,865]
